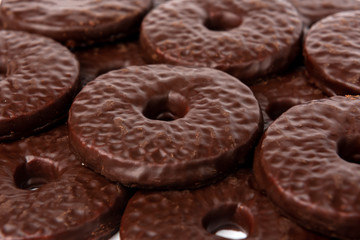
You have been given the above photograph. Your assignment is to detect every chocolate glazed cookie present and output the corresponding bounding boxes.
[254,96,360,239]
[0,0,152,47]
[0,125,129,240]
[287,0,360,26]
[0,30,79,141]
[250,67,327,129]
[120,169,328,240]
[304,10,360,96]
[140,0,303,84]
[68,65,262,189]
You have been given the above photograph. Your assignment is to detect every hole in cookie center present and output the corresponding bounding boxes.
[142,91,189,121]
[204,11,242,31]
[202,204,253,240]
[337,135,360,164]
[266,99,298,120]
[14,156,59,191]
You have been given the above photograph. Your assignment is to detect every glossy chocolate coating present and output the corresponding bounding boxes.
[304,11,360,95]
[250,67,327,129]
[120,169,328,240]
[75,40,146,87]
[254,96,360,239]
[288,0,360,26]
[140,0,303,84]
[0,125,129,240]
[68,65,262,189]
[0,30,79,141]
[0,0,152,47]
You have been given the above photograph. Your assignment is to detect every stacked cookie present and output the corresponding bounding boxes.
[0,0,359,239]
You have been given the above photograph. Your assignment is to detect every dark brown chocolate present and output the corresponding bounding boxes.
[75,40,146,87]
[68,65,263,189]
[140,0,303,84]
[0,30,79,142]
[0,0,152,47]
[120,169,329,240]
[288,0,360,26]
[250,67,327,129]
[304,10,360,95]
[254,96,360,239]
[0,124,129,240]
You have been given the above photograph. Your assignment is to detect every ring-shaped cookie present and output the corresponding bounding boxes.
[0,125,129,240]
[304,10,360,95]
[140,0,303,83]
[0,0,152,47]
[68,65,262,189]
[0,30,79,141]
[254,96,360,239]
[120,170,327,240]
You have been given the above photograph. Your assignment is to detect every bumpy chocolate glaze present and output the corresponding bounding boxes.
[120,169,328,240]
[250,67,327,129]
[304,11,360,95]
[0,30,79,141]
[254,96,360,239]
[68,65,263,189]
[0,0,152,47]
[287,0,360,26]
[0,125,129,240]
[75,40,146,87]
[140,0,303,84]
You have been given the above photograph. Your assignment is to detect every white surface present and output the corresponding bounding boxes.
[109,232,120,240]
[216,229,247,240]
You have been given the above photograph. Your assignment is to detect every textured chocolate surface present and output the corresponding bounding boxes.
[304,11,360,95]
[140,0,303,83]
[253,96,360,239]
[0,0,152,47]
[0,30,79,141]
[288,0,360,26]
[120,169,328,240]
[68,65,262,189]
[75,40,146,87]
[250,67,327,129]
[0,125,129,240]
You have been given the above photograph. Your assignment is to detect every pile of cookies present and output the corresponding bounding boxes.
[0,0,359,239]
